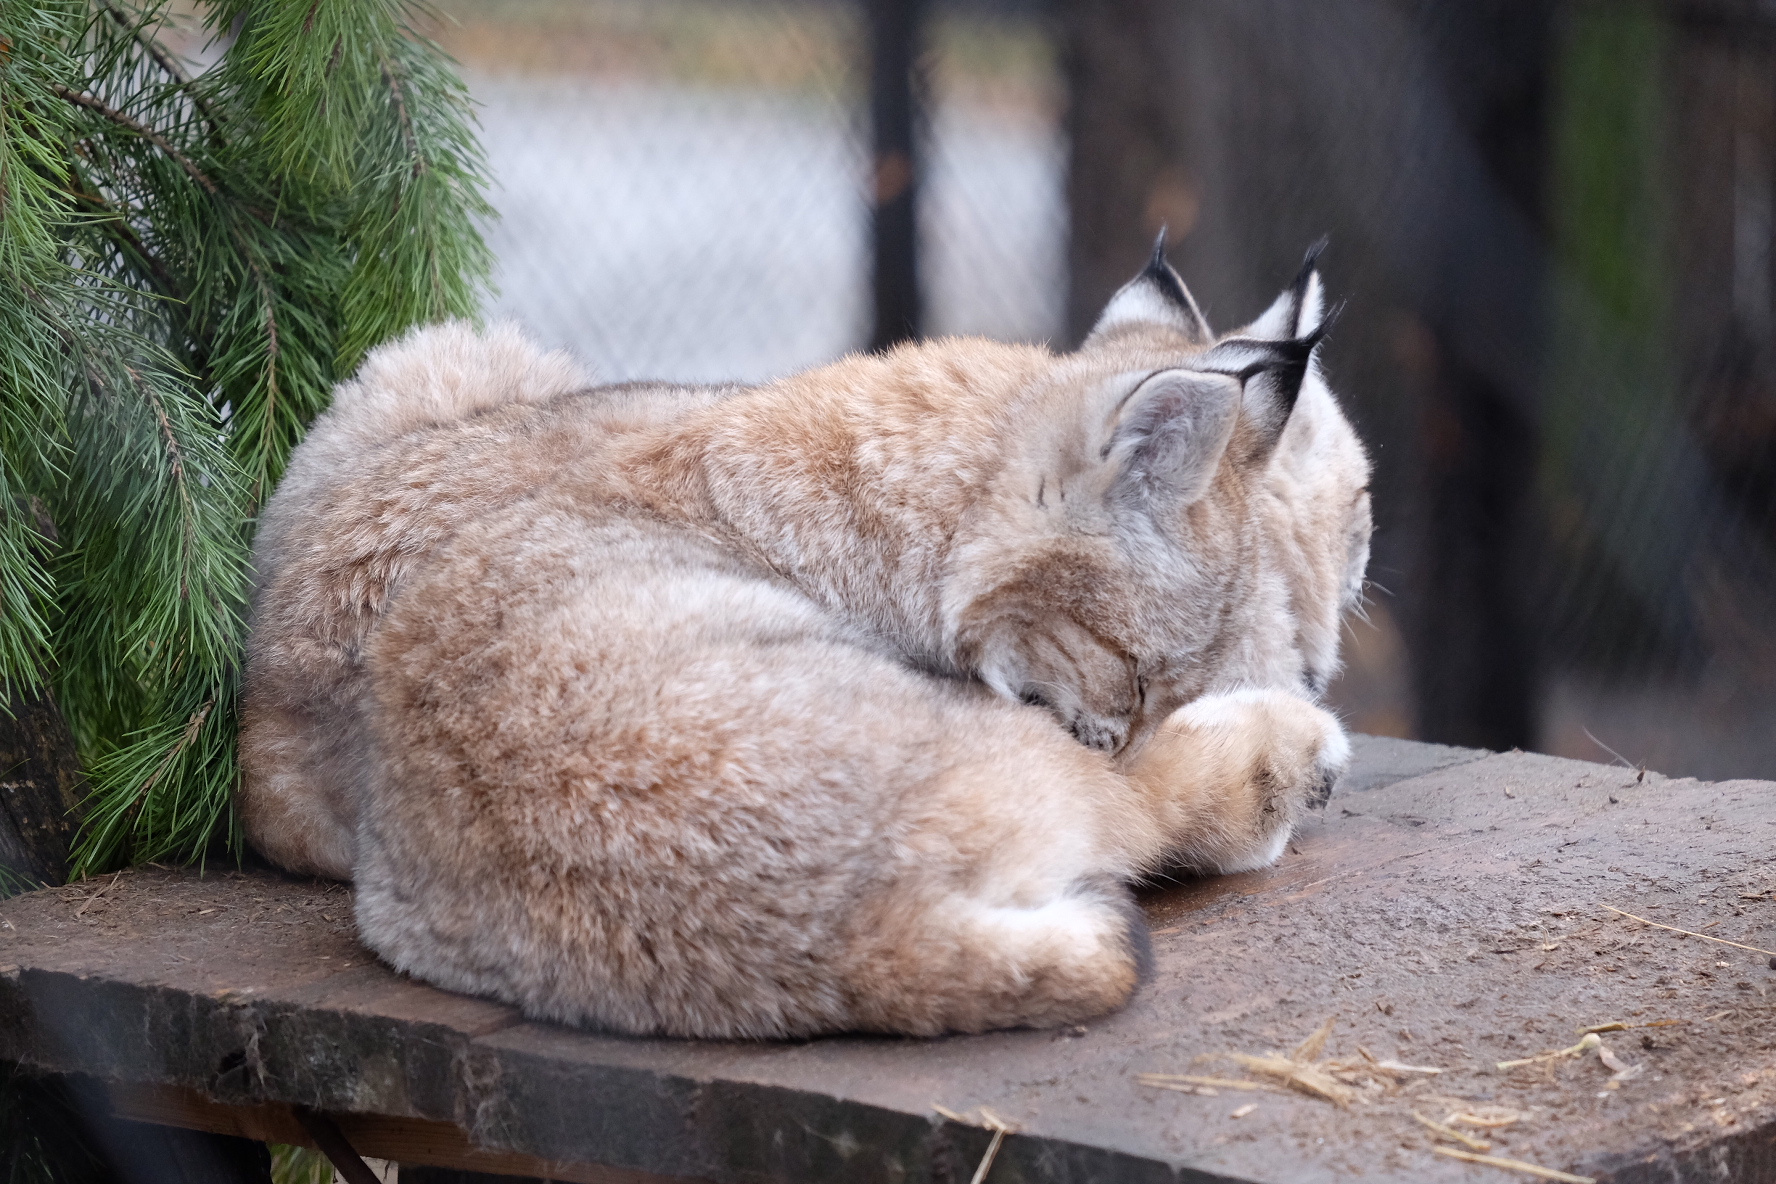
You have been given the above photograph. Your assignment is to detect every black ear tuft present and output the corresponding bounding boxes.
[1083,228,1214,348]
[1191,322,1327,455]
[1248,237,1332,341]
[1144,228,1180,292]
[1288,236,1330,337]
[1295,236,1330,295]
[1141,228,1212,335]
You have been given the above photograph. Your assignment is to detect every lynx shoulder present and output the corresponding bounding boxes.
[240,236,1371,1037]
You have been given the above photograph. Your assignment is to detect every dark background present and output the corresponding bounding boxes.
[418,0,1776,781]
[1061,0,1776,776]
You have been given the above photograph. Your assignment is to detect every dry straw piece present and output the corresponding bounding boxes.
[1578,1019,1681,1034]
[1292,1016,1337,1063]
[1356,1046,1445,1076]
[1138,1017,1442,1111]
[1601,905,1776,958]
[1134,1073,1279,1097]
[1581,1007,1731,1036]
[1595,1042,1642,1082]
[1232,1015,1359,1106]
[1498,1031,1641,1082]
[1432,1146,1595,1183]
[1371,1058,1443,1076]
[1446,1108,1523,1130]
[73,872,125,918]
[1227,1052,1358,1106]
[1497,1033,1601,1071]
[932,1104,1017,1184]
[1413,1111,1490,1152]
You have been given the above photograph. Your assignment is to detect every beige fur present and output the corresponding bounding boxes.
[240,247,1371,1037]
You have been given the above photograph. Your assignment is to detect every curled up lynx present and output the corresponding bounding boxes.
[240,236,1372,1038]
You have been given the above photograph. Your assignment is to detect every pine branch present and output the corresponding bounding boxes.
[0,473,57,702]
[128,366,196,575]
[140,699,212,800]
[250,268,280,506]
[94,0,226,141]
[72,677,239,874]
[61,162,186,301]
[49,82,216,192]
[380,53,423,179]
[6,0,492,875]
[0,1,82,698]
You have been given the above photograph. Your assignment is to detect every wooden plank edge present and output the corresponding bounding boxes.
[102,1080,710,1184]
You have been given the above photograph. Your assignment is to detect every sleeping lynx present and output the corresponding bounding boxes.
[240,237,1372,1038]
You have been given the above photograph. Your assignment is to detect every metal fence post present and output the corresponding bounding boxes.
[868,0,925,350]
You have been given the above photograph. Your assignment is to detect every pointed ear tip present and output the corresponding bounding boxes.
[1294,237,1330,288]
[1150,226,1170,263]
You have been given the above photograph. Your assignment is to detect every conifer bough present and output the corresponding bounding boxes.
[0,0,493,878]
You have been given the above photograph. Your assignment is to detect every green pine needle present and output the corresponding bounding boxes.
[0,0,494,877]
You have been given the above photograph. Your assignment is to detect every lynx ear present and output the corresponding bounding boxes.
[1103,369,1241,505]
[1246,237,1329,341]
[1084,229,1214,348]
[1192,327,1324,456]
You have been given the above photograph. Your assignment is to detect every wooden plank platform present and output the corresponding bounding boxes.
[1,737,1772,1184]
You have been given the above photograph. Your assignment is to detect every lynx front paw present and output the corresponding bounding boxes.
[1125,688,1351,875]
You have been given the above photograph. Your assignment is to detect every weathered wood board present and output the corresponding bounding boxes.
[2,737,1772,1183]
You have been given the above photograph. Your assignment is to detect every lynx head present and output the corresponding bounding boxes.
[948,234,1371,755]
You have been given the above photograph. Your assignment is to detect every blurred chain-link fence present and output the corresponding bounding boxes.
[431,0,1063,382]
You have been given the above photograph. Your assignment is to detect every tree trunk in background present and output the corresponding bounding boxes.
[868,0,926,349]
[1406,4,1550,751]
[0,690,84,888]
[1412,349,1541,749]
[1062,0,1172,345]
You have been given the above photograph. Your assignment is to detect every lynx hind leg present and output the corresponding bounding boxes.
[1123,688,1351,875]
[843,877,1152,1035]
[353,512,1156,1037]
[237,700,359,880]
[839,716,1157,1035]
[238,635,370,882]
